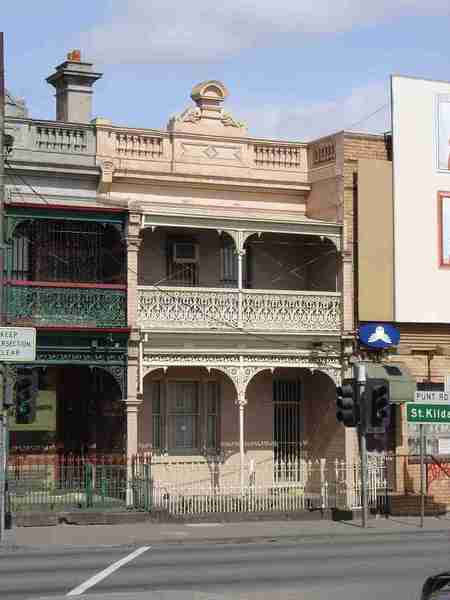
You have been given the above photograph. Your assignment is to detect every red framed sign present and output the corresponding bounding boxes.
[438,192,450,268]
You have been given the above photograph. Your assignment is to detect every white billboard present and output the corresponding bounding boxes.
[392,75,450,323]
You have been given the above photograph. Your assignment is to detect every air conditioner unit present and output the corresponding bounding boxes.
[173,242,199,263]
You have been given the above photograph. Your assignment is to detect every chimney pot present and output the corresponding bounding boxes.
[67,49,81,62]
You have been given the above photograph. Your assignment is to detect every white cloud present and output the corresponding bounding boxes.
[236,80,390,140]
[82,0,450,64]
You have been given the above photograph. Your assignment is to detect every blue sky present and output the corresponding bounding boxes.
[3,1,450,140]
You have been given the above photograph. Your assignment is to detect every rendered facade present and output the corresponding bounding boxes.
[5,50,402,491]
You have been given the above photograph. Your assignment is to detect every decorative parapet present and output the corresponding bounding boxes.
[33,124,91,153]
[5,118,96,165]
[253,143,304,170]
[115,131,165,159]
[310,138,336,166]
[168,80,247,136]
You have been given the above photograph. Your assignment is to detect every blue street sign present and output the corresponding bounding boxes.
[358,323,400,349]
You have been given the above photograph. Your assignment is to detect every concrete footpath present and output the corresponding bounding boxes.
[4,515,450,548]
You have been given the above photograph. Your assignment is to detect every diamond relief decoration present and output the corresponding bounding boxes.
[204,146,219,159]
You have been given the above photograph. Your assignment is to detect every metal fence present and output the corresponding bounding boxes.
[7,455,151,512]
[143,454,393,516]
[8,452,443,517]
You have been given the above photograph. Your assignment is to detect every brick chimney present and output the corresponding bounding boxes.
[46,50,102,123]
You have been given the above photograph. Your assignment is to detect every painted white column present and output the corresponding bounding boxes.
[125,400,140,506]
[237,251,244,289]
[125,401,140,460]
[138,340,144,396]
[237,393,247,491]
[222,360,262,492]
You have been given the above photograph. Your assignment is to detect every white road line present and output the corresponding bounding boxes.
[66,546,151,596]
[185,523,224,527]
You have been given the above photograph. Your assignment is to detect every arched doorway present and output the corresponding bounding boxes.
[244,367,341,485]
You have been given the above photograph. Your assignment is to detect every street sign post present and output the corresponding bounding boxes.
[407,402,450,423]
[406,400,450,528]
[415,390,449,403]
[0,327,36,543]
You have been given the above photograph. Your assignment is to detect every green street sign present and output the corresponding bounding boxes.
[406,402,450,424]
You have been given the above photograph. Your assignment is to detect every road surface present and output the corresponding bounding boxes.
[1,527,449,599]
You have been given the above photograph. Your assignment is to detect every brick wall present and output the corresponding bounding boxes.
[343,134,389,162]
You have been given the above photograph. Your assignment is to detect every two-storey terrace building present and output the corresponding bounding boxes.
[4,53,129,460]
[94,78,349,487]
[5,51,364,492]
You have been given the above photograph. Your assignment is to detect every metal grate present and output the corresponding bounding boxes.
[273,379,303,483]
[9,220,125,283]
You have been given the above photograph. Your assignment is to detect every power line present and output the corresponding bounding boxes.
[345,103,389,132]
[4,160,340,354]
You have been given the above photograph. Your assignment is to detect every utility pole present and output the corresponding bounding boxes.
[0,32,4,321]
[0,31,5,544]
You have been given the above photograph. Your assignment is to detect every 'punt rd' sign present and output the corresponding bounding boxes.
[407,403,450,424]
[0,327,36,362]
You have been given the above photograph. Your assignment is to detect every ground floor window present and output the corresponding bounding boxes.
[8,365,124,455]
[152,379,220,454]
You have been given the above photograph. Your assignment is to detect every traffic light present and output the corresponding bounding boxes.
[336,378,359,427]
[365,378,390,434]
[15,368,39,425]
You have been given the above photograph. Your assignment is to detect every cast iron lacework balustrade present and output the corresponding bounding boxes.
[7,284,127,328]
[138,288,239,329]
[241,291,340,331]
[137,287,341,332]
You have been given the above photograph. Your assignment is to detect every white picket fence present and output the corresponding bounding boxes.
[143,454,392,516]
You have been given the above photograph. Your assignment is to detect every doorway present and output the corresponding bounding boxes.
[273,379,303,483]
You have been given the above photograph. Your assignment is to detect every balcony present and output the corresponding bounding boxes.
[6,281,127,329]
[4,218,127,329]
[136,228,341,335]
[137,287,341,333]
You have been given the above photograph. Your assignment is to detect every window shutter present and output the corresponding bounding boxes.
[220,241,238,286]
